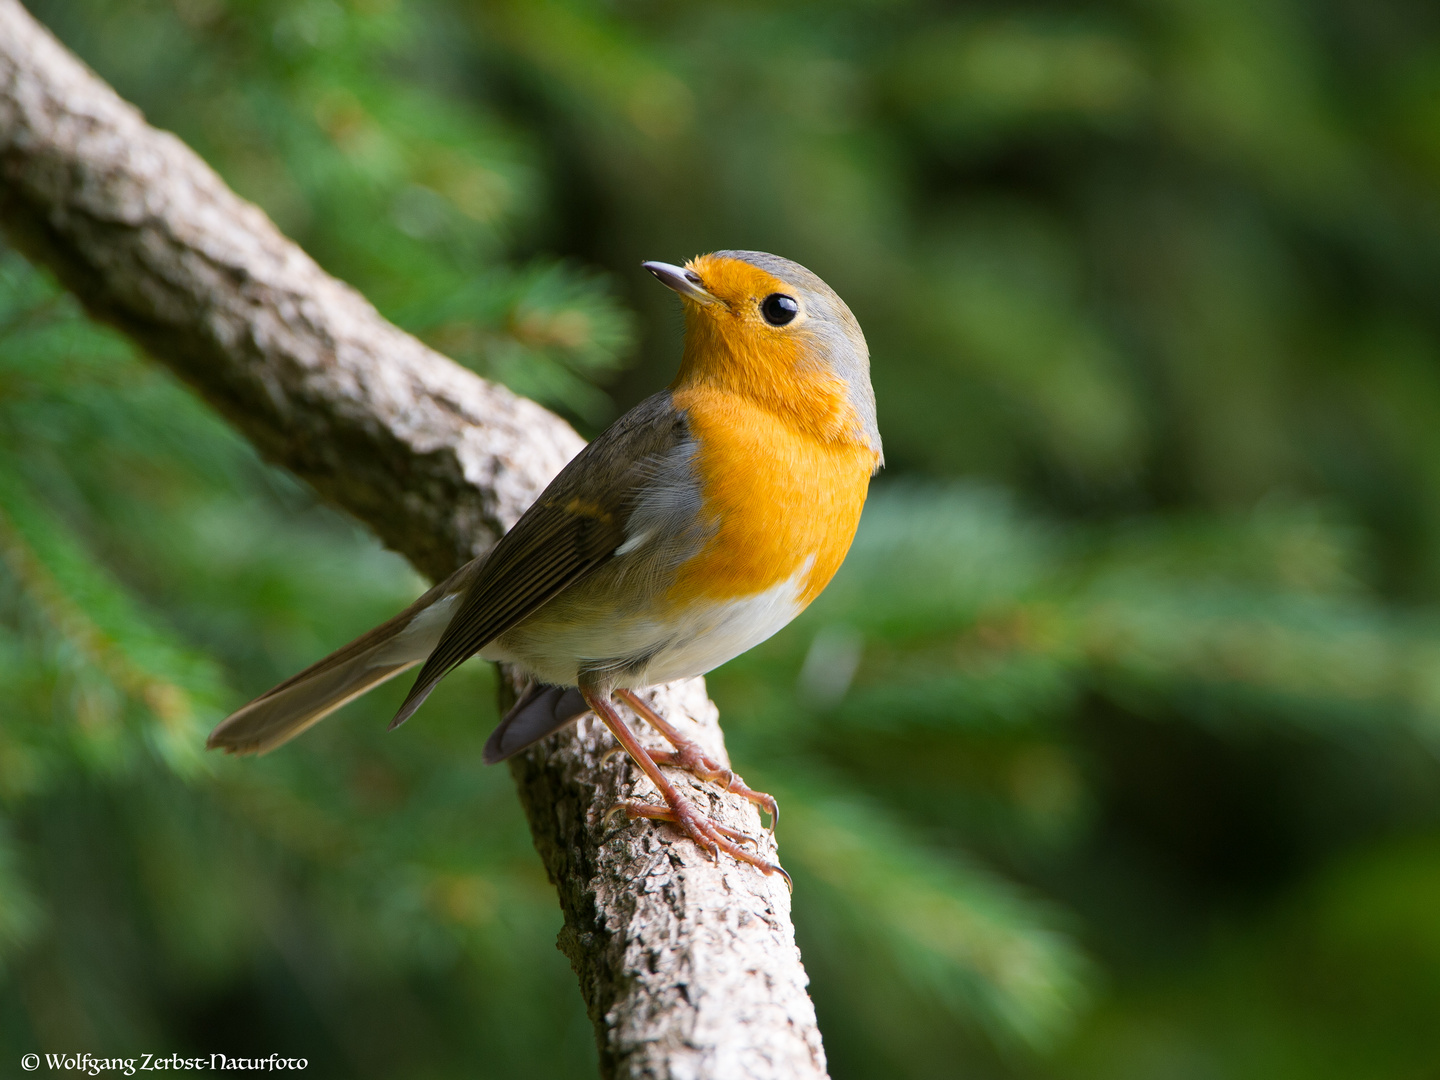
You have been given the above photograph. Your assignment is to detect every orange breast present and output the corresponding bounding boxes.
[668,385,878,609]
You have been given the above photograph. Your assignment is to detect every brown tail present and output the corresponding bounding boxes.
[207,575,469,756]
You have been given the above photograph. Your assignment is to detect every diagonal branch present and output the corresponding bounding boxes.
[0,4,828,1077]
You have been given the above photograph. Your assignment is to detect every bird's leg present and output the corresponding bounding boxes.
[582,688,789,885]
[616,688,779,829]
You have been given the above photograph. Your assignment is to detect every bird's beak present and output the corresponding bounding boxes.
[643,261,718,306]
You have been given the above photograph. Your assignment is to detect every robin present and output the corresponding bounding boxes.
[208,250,882,879]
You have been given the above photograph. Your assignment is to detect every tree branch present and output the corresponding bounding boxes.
[0,4,827,1077]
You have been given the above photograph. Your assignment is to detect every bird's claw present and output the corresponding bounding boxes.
[615,690,779,831]
[596,689,790,887]
[612,800,790,888]
[615,800,759,848]
[647,748,779,831]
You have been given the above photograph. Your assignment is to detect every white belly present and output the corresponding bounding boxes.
[481,560,812,689]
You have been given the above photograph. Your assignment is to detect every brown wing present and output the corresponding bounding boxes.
[388,391,689,728]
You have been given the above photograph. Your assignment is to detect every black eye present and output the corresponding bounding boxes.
[760,293,799,326]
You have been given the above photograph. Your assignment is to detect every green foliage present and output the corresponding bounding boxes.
[0,251,591,1073]
[5,0,1440,1077]
[33,0,632,426]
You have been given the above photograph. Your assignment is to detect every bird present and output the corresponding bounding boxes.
[207,250,882,879]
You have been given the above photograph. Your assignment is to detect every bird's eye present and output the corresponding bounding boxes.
[760,293,799,326]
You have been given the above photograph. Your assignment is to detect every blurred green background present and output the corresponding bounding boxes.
[3,0,1440,1076]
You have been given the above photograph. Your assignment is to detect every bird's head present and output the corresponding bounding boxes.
[644,250,881,462]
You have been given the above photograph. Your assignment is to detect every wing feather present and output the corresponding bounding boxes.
[390,392,689,727]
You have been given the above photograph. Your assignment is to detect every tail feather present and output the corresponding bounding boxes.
[482,683,588,764]
[207,586,465,756]
[208,657,417,756]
